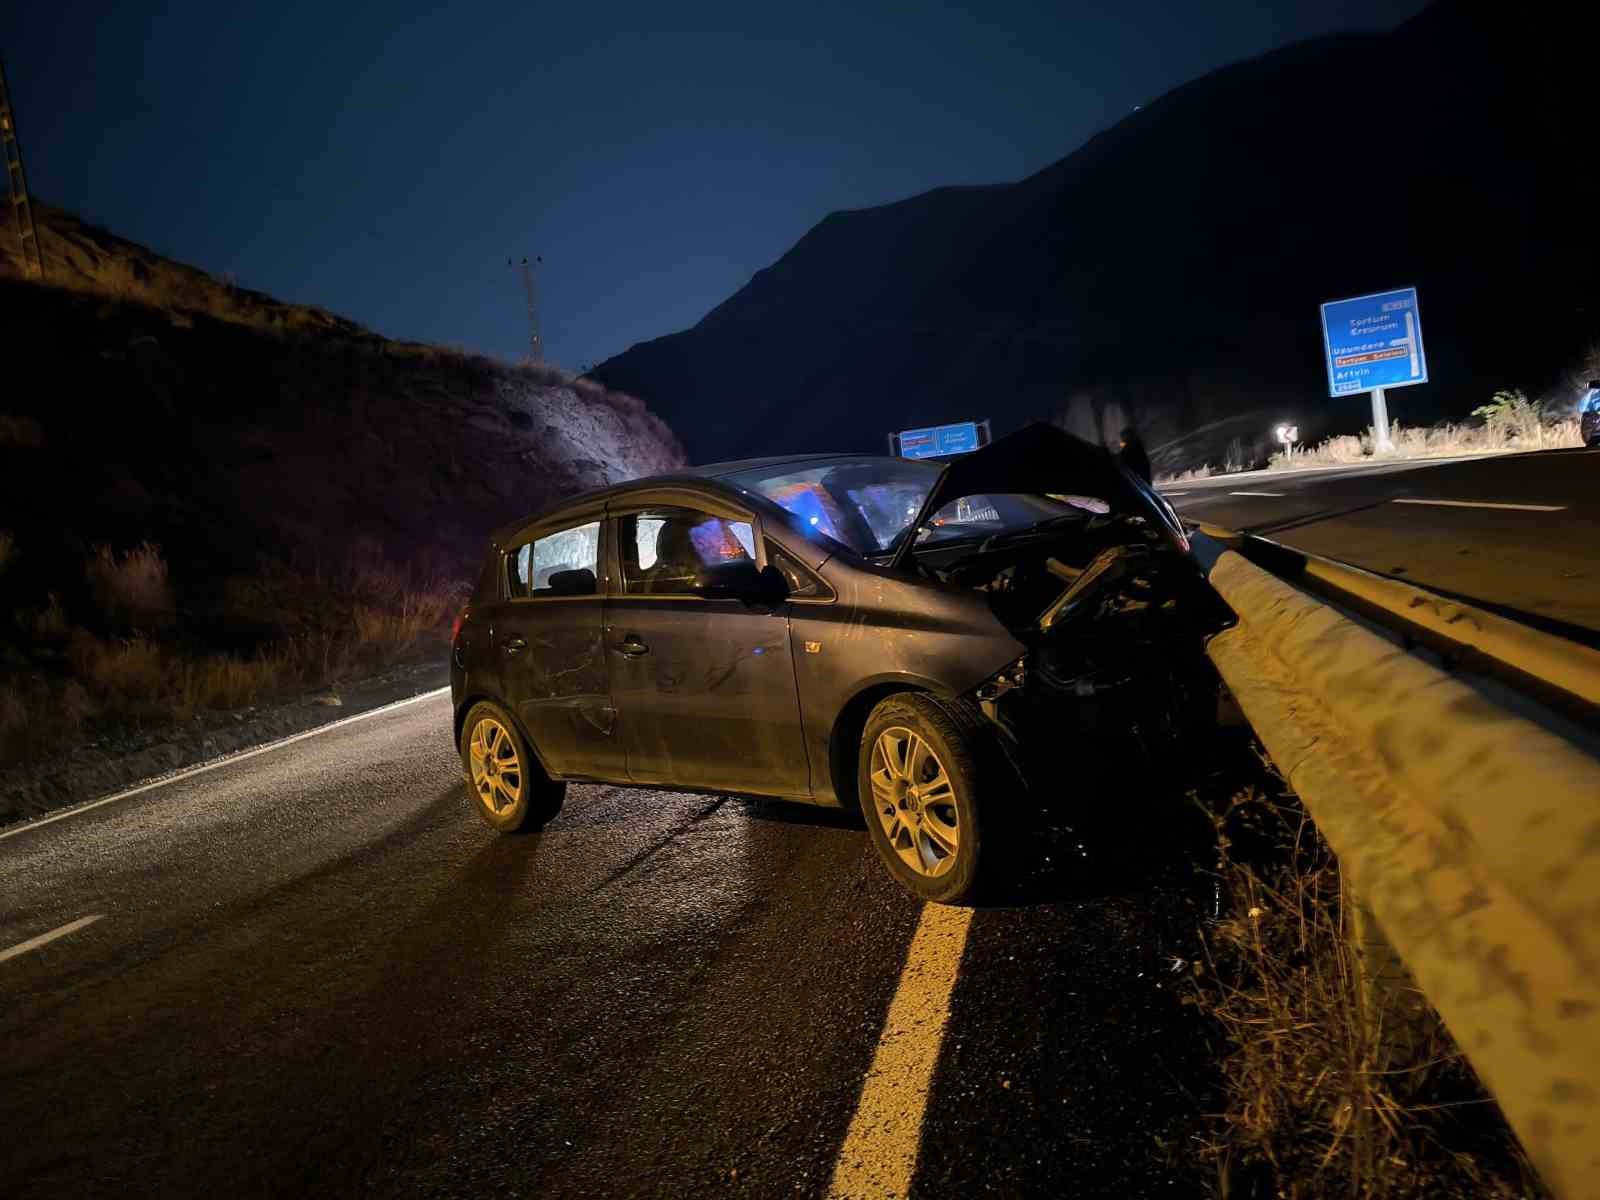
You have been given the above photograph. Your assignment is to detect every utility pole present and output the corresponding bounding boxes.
[0,54,44,280]
[509,255,542,364]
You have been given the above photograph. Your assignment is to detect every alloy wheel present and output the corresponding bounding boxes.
[468,717,524,815]
[869,725,959,878]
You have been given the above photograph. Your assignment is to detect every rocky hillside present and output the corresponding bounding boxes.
[591,0,1598,472]
[1,203,685,591]
[0,204,683,787]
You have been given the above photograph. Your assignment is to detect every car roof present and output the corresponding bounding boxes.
[487,452,890,546]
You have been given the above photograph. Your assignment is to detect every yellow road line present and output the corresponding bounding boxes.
[828,902,974,1200]
[1391,497,1565,512]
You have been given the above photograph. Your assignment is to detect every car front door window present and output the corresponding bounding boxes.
[620,510,756,596]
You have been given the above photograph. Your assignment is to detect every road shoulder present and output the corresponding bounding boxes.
[0,654,450,829]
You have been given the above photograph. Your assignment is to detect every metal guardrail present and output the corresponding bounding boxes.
[1190,529,1600,1199]
[1194,521,1600,719]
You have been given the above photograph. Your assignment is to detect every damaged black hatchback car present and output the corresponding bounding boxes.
[450,423,1223,903]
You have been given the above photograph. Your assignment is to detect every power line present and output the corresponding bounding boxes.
[0,54,43,281]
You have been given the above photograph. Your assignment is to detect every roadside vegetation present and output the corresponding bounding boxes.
[0,537,461,770]
[1156,386,1586,485]
[1186,775,1546,1199]
[1266,392,1581,471]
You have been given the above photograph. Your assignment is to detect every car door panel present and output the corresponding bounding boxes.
[608,599,808,795]
[606,498,812,797]
[495,511,623,781]
[504,599,616,778]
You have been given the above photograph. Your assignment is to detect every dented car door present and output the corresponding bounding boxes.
[605,497,811,797]
[494,506,622,781]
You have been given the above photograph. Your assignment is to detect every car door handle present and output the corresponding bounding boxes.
[616,634,649,657]
[501,635,527,654]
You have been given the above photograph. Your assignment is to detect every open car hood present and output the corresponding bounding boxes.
[887,422,1189,570]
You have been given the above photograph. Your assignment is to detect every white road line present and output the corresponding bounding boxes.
[0,687,451,844]
[0,914,104,964]
[1162,492,1191,498]
[829,902,974,1200]
[1229,490,1286,497]
[1391,498,1566,513]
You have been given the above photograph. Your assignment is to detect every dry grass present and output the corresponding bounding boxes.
[0,678,95,764]
[64,632,291,723]
[1188,781,1547,1199]
[352,590,453,651]
[1,543,465,767]
[29,593,70,639]
[169,648,294,716]
[86,541,176,632]
[0,689,30,760]
[0,413,46,448]
[66,633,165,709]
[1268,411,1582,472]
[1158,390,1584,482]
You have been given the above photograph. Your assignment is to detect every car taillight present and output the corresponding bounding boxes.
[451,606,469,643]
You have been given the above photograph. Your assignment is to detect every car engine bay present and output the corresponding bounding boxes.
[915,508,1229,771]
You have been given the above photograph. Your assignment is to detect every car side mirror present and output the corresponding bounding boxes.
[546,567,597,596]
[694,560,788,606]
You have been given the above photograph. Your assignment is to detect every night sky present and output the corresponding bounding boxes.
[5,0,1427,372]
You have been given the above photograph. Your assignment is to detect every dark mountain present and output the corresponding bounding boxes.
[591,0,1599,472]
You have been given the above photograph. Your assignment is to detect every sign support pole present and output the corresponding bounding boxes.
[1370,387,1392,452]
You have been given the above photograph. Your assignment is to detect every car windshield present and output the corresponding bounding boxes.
[1583,387,1600,415]
[722,458,1079,557]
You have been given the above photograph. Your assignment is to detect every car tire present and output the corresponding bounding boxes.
[858,693,1005,905]
[459,701,565,833]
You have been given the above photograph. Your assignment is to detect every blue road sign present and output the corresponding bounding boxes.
[1320,287,1428,397]
[898,420,982,459]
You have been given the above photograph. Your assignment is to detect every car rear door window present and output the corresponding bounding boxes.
[619,508,755,595]
[507,520,600,598]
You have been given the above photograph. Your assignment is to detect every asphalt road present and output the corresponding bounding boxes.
[1,691,1226,1199]
[1160,447,1600,638]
